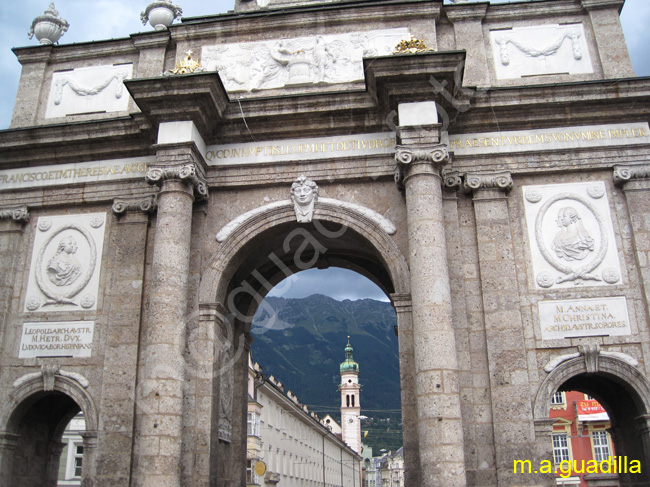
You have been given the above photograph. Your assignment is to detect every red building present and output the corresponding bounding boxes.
[550,391,619,487]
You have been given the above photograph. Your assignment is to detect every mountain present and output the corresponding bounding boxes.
[250,294,401,416]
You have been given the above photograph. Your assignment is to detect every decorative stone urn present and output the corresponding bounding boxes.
[140,0,183,31]
[28,3,69,45]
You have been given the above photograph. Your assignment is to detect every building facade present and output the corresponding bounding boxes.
[550,391,619,487]
[1,0,650,486]
[246,358,361,487]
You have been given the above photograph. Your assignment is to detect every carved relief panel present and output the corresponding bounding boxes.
[523,182,621,290]
[489,24,593,80]
[24,213,106,312]
[45,64,133,118]
[201,28,410,92]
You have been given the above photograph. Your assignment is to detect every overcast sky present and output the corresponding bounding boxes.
[0,0,647,301]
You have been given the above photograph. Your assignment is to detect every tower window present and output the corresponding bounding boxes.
[346,395,350,407]
[351,395,355,407]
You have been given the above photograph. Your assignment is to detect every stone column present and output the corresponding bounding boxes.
[464,172,538,485]
[0,432,18,487]
[93,196,156,485]
[80,431,98,487]
[635,414,650,477]
[533,418,556,485]
[132,123,208,487]
[0,207,30,356]
[581,0,635,78]
[389,293,421,487]
[45,440,67,486]
[614,165,650,357]
[446,4,490,87]
[395,102,467,487]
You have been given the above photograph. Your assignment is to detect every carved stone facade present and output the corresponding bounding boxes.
[1,1,649,487]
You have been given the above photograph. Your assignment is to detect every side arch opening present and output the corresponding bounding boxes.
[0,374,98,487]
[535,355,650,487]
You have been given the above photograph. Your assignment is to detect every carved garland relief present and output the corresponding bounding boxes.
[523,182,621,289]
[490,24,593,80]
[46,64,133,118]
[25,213,106,312]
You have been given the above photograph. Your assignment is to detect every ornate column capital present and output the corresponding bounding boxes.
[0,206,30,223]
[613,163,650,187]
[394,144,450,190]
[463,172,513,194]
[112,194,158,216]
[442,170,463,190]
[395,144,449,167]
[146,162,208,200]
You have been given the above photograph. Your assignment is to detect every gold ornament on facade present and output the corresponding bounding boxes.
[393,37,433,54]
[166,50,205,75]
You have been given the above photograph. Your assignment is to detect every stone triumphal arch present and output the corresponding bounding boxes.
[1,0,650,486]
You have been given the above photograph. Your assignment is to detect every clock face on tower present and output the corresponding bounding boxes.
[348,418,354,423]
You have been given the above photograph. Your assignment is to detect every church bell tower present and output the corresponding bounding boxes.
[339,336,361,453]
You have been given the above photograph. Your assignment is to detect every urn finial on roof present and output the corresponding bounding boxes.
[28,3,69,45]
[141,0,183,31]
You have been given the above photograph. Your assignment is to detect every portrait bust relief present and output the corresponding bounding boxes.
[25,213,106,312]
[46,236,82,286]
[523,182,622,289]
[552,206,595,261]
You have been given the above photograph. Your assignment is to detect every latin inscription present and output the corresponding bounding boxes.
[448,123,650,156]
[205,133,396,165]
[19,322,94,358]
[0,157,152,192]
[539,297,631,340]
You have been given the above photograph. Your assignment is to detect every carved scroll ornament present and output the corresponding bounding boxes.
[613,164,650,186]
[112,194,158,215]
[463,172,513,193]
[0,206,30,222]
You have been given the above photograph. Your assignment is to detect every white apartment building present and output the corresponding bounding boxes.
[247,358,362,487]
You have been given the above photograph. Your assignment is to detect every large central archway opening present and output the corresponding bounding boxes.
[198,202,415,487]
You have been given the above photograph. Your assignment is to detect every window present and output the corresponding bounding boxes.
[592,430,611,462]
[551,391,564,405]
[247,412,260,437]
[552,433,570,464]
[72,444,83,478]
[246,459,261,486]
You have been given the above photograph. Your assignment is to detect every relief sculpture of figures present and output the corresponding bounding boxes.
[552,206,595,261]
[46,236,82,286]
[290,175,318,223]
[202,28,409,92]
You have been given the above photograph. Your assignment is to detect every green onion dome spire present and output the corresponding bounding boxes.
[340,336,359,374]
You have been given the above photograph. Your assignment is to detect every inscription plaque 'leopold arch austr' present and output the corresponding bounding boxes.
[1,0,650,486]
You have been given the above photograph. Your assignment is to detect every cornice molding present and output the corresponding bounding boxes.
[581,0,625,12]
[445,3,488,23]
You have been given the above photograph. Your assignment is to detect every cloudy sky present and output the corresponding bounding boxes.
[0,0,647,301]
